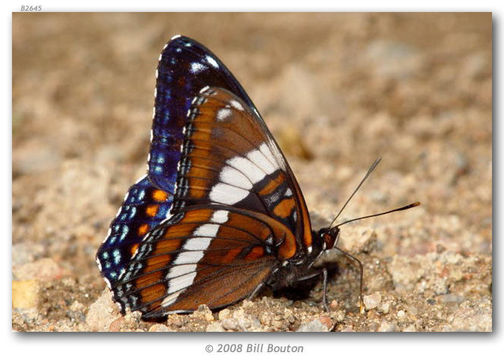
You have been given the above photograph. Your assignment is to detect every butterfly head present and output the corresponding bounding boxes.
[317,226,340,251]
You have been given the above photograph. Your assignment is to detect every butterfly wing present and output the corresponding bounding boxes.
[96,176,173,286]
[113,205,296,318]
[98,36,316,317]
[97,36,265,287]
[149,35,261,192]
[173,86,314,252]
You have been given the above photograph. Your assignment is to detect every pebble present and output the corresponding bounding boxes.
[108,317,125,332]
[319,315,333,330]
[149,324,174,332]
[439,294,465,304]
[363,292,382,310]
[259,313,271,326]
[194,304,214,322]
[12,280,40,309]
[13,258,65,281]
[85,289,119,331]
[206,322,225,332]
[378,321,398,332]
[221,318,239,331]
[296,319,330,332]
[12,242,45,267]
[378,301,391,314]
[403,324,417,332]
[218,308,231,320]
[340,326,355,332]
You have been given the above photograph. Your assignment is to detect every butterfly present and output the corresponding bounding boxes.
[96,35,419,320]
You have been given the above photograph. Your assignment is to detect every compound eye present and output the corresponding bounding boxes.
[323,231,336,250]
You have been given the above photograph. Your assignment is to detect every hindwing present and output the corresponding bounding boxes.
[96,176,172,286]
[112,205,296,318]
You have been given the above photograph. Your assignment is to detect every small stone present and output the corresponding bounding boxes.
[197,304,210,313]
[439,294,465,304]
[168,314,187,327]
[206,322,225,332]
[123,310,143,327]
[334,310,345,322]
[86,289,119,332]
[330,299,339,310]
[12,280,40,309]
[221,318,239,331]
[241,299,254,308]
[363,292,382,310]
[218,308,231,320]
[378,301,391,314]
[271,320,284,329]
[397,310,406,319]
[14,258,65,281]
[433,278,449,295]
[403,324,417,332]
[319,315,333,329]
[259,313,271,326]
[149,324,173,332]
[108,317,124,332]
[12,242,45,267]
[378,321,398,332]
[194,304,214,322]
[340,325,355,332]
[69,301,85,312]
[296,319,330,332]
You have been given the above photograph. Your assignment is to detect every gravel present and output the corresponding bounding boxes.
[12,12,492,332]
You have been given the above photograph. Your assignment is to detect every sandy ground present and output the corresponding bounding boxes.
[12,12,492,332]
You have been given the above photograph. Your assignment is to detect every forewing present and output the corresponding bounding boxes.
[149,35,261,192]
[173,87,314,251]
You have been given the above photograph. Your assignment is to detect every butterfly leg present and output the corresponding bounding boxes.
[248,281,266,301]
[336,246,365,314]
[321,267,329,312]
[292,270,330,312]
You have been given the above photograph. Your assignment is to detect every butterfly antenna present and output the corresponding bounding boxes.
[329,157,382,229]
[333,202,420,228]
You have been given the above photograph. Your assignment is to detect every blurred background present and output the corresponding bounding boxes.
[12,13,491,331]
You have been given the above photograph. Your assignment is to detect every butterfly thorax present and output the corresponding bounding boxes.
[266,230,327,291]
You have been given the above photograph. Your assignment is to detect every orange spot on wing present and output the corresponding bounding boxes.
[130,243,139,256]
[244,246,264,260]
[152,189,168,202]
[273,198,296,218]
[258,173,284,196]
[145,204,159,217]
[137,223,149,236]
